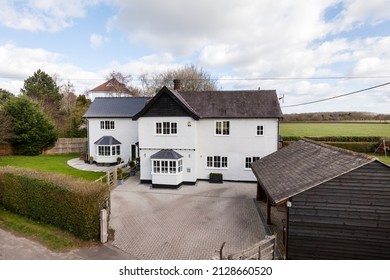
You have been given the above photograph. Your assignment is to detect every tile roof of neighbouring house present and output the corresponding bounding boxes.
[251,139,375,204]
[151,149,183,159]
[94,136,121,145]
[179,90,283,118]
[89,78,131,93]
[83,97,149,118]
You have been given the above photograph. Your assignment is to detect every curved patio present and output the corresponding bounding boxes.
[67,158,116,172]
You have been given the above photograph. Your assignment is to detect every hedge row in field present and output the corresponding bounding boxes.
[0,167,109,240]
[282,136,383,142]
[283,141,377,153]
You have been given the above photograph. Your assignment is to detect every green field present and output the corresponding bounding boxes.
[280,123,390,137]
[0,154,104,181]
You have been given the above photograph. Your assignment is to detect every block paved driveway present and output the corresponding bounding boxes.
[109,176,267,259]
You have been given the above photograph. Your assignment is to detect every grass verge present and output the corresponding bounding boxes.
[0,154,104,181]
[0,207,96,251]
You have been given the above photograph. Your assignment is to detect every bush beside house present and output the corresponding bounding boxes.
[0,167,109,240]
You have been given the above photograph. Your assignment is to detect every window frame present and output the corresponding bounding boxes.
[256,125,264,136]
[152,159,183,175]
[215,121,230,136]
[155,122,178,135]
[100,120,115,130]
[97,145,121,157]
[206,155,229,169]
[244,156,261,170]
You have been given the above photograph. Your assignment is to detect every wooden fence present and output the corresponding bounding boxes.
[0,143,13,156]
[43,138,87,155]
[217,235,277,260]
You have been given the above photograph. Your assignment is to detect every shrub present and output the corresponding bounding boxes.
[0,167,109,240]
[324,142,378,153]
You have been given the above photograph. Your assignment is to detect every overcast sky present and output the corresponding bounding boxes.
[0,0,390,114]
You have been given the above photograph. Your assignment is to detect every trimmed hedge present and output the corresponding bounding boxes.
[282,141,377,153]
[282,136,383,142]
[0,167,109,240]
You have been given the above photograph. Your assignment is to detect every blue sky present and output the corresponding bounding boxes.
[0,0,390,114]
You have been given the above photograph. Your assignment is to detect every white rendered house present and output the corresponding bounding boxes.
[83,97,148,164]
[132,86,283,187]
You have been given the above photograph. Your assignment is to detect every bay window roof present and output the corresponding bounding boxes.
[94,136,121,145]
[151,149,183,160]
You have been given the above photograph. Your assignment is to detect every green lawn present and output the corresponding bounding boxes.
[375,155,390,165]
[0,154,104,181]
[280,123,390,137]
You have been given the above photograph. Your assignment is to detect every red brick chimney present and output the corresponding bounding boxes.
[173,79,181,90]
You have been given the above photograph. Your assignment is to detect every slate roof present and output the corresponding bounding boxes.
[133,87,283,120]
[179,90,283,118]
[251,139,375,204]
[150,149,183,159]
[94,136,121,145]
[89,78,131,93]
[83,97,149,118]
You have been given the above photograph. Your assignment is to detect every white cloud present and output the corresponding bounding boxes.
[90,33,109,48]
[0,0,102,32]
[0,42,101,94]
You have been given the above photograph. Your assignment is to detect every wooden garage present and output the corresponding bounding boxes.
[251,139,390,259]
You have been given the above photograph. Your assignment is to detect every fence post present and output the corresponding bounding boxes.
[100,209,108,243]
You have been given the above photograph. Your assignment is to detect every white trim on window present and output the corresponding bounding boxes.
[215,121,230,136]
[152,159,183,174]
[155,121,178,135]
[244,156,261,170]
[206,155,229,169]
[256,125,264,136]
[100,120,115,130]
[97,145,121,157]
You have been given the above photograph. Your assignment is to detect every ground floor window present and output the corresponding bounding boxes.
[153,159,183,174]
[206,156,228,169]
[245,156,260,169]
[97,145,121,156]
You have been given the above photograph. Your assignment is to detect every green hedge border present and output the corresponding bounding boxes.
[0,167,109,240]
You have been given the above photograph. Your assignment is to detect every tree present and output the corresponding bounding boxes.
[21,69,64,130]
[0,88,14,106]
[3,97,58,155]
[64,95,90,138]
[107,71,142,97]
[139,64,218,95]
[0,110,13,143]
[60,81,77,114]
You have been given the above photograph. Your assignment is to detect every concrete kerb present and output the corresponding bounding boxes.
[67,158,115,172]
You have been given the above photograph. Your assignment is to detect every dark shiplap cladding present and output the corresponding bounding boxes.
[288,161,390,260]
[142,94,190,117]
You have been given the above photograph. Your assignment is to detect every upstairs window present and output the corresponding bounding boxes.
[216,121,230,135]
[100,120,115,130]
[156,122,178,135]
[245,156,260,169]
[256,125,264,136]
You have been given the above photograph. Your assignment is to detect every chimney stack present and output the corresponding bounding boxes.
[173,79,181,90]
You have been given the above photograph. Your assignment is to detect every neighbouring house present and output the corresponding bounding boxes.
[87,78,133,101]
[83,97,149,164]
[251,139,390,259]
[133,83,283,187]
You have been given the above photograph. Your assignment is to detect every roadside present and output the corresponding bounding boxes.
[0,227,136,260]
